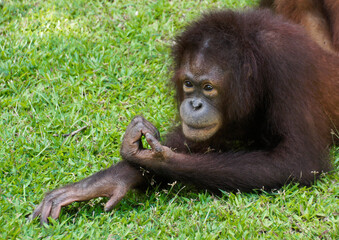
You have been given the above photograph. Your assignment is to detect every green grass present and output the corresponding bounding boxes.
[0,0,338,238]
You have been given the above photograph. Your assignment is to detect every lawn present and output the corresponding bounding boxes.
[0,0,338,238]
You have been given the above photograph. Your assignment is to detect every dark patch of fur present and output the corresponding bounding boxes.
[157,9,339,192]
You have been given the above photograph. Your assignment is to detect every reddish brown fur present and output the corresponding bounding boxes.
[260,0,339,54]
[323,0,339,50]
[32,9,339,224]
[159,9,338,191]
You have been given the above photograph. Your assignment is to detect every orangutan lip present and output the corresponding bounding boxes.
[185,123,217,130]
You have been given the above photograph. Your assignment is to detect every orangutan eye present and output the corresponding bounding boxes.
[184,80,193,88]
[203,84,213,91]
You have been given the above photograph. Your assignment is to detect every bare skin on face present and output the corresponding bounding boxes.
[179,50,223,142]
